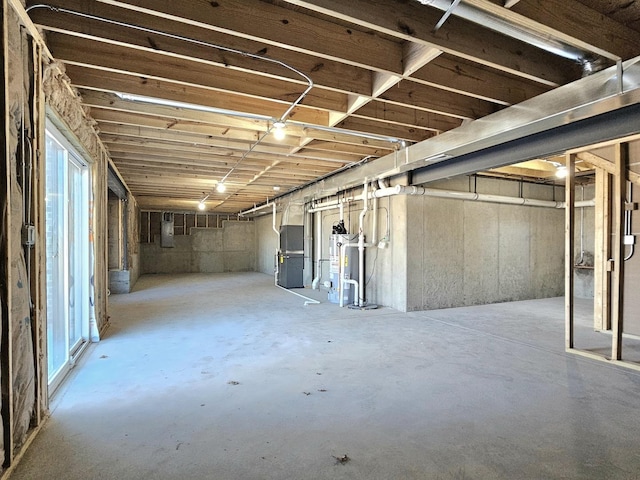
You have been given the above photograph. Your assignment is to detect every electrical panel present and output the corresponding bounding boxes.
[160,212,175,248]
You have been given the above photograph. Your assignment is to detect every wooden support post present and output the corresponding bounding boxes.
[565,153,576,350]
[594,167,611,331]
[611,142,627,360]
[1,0,15,465]
[29,38,47,425]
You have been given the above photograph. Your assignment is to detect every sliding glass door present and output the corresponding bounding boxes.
[45,120,90,394]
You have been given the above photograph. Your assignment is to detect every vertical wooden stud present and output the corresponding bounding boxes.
[30,38,47,425]
[565,153,575,350]
[594,167,611,331]
[611,142,627,360]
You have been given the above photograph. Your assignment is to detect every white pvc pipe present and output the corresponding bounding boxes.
[273,203,279,286]
[239,200,274,217]
[358,182,369,307]
[339,241,359,307]
[340,278,359,308]
[276,284,320,306]
[371,195,379,246]
[372,184,595,208]
[312,212,322,289]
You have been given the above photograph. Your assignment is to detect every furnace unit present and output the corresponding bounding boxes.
[277,225,304,288]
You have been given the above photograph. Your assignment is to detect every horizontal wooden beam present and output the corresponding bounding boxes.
[351,101,462,133]
[68,67,332,126]
[334,117,434,143]
[412,54,549,106]
[376,81,498,120]
[577,152,640,187]
[101,136,353,165]
[88,0,405,74]
[99,125,357,163]
[52,35,348,112]
[481,0,640,61]
[31,3,374,95]
[279,0,579,86]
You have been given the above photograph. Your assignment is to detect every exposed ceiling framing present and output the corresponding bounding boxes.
[26,0,640,212]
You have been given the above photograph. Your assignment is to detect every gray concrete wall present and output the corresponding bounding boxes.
[406,177,565,311]
[253,177,567,312]
[573,185,595,299]
[141,221,255,274]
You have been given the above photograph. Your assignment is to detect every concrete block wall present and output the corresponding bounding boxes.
[141,221,255,274]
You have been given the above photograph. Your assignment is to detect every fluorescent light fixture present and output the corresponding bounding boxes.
[216,182,226,193]
[115,92,273,121]
[273,186,281,191]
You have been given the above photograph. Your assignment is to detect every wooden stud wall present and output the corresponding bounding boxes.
[139,211,252,243]
[611,143,627,360]
[593,167,611,331]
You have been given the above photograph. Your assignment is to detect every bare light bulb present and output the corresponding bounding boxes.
[216,182,226,193]
[556,166,568,178]
[273,121,286,141]
[198,201,206,211]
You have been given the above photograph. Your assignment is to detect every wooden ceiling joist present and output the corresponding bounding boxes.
[26,0,638,212]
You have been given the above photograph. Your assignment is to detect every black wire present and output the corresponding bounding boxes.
[365,246,379,287]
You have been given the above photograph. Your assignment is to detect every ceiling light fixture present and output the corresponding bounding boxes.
[198,201,206,211]
[556,166,568,178]
[272,121,286,141]
[216,182,226,193]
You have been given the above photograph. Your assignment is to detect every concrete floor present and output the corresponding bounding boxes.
[9,272,640,480]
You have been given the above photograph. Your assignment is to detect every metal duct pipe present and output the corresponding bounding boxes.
[416,0,617,62]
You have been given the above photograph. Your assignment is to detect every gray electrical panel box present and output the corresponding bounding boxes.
[160,212,175,248]
[277,225,304,288]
